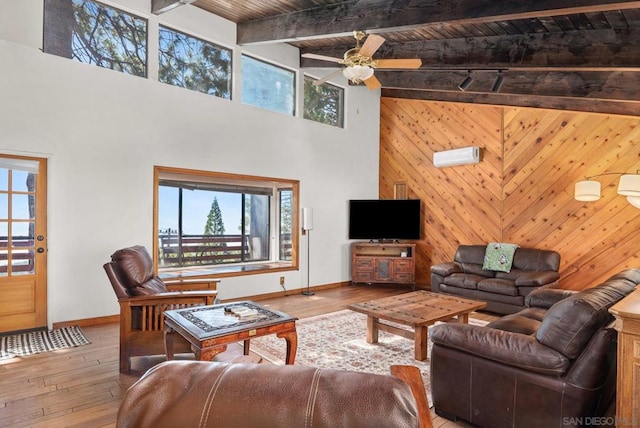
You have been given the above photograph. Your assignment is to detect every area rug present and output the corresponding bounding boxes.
[0,326,91,360]
[250,309,487,404]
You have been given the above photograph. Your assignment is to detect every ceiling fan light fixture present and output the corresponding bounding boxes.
[458,71,473,91]
[343,65,374,83]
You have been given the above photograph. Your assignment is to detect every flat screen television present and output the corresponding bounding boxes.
[348,199,421,241]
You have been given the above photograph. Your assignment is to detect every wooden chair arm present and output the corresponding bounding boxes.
[390,365,432,428]
[164,279,219,291]
[118,291,217,306]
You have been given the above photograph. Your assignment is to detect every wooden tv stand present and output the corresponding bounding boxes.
[351,242,416,286]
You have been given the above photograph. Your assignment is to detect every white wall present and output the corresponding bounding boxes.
[0,1,381,325]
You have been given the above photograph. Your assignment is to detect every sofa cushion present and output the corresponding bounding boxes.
[477,278,519,296]
[443,273,484,290]
[536,280,635,359]
[430,324,570,375]
[111,245,155,288]
[512,247,561,271]
[486,307,546,335]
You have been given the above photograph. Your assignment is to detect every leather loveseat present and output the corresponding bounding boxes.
[117,360,432,428]
[429,268,640,428]
[430,244,561,314]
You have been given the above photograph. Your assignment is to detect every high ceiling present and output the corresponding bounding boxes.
[154,0,640,116]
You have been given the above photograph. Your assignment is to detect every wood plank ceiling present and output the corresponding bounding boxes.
[153,0,640,116]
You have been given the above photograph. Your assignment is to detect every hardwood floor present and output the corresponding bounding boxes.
[0,284,491,427]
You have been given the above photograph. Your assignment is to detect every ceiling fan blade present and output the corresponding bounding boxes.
[364,74,382,90]
[375,58,422,69]
[313,69,343,85]
[301,53,343,64]
[359,34,385,58]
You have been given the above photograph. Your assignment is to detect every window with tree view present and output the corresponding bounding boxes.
[43,0,147,77]
[155,167,298,273]
[303,76,344,128]
[158,26,232,99]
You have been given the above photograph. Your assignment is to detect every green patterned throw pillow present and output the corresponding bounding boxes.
[483,242,519,273]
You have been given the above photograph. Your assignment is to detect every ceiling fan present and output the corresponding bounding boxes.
[302,31,422,90]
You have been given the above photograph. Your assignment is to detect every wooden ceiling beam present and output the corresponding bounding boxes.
[300,28,640,71]
[237,0,640,45]
[375,70,640,101]
[381,88,640,117]
[374,70,640,116]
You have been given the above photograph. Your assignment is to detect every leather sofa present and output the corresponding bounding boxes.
[429,268,640,428]
[430,244,561,314]
[117,360,432,428]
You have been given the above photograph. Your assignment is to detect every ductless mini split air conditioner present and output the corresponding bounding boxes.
[433,146,480,168]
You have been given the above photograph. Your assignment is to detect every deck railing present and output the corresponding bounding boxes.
[158,233,291,268]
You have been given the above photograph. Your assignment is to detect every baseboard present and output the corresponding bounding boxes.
[51,282,353,328]
[220,281,351,303]
[52,314,119,330]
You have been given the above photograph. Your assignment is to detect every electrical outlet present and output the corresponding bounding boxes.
[280,276,285,286]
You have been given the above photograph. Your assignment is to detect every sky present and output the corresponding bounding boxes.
[158,187,242,235]
[0,169,32,239]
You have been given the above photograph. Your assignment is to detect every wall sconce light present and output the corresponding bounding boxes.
[491,70,504,92]
[574,172,640,208]
[458,71,473,91]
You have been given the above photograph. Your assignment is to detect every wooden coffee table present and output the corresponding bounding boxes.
[164,301,298,364]
[348,290,486,361]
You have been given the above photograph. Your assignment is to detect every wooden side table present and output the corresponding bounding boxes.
[609,288,640,428]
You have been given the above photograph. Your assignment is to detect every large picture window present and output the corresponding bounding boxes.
[43,0,147,77]
[303,76,345,128]
[241,55,295,116]
[155,167,298,276]
[158,26,232,99]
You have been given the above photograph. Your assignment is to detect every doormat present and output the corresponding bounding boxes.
[0,326,91,360]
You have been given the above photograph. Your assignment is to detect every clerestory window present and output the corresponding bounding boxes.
[241,55,296,116]
[158,26,232,99]
[154,166,298,277]
[303,75,345,128]
[43,0,147,77]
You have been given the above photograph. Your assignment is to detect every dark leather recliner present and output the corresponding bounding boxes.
[117,361,433,428]
[430,244,561,314]
[429,268,640,428]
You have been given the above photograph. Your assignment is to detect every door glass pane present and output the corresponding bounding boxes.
[12,222,33,247]
[0,169,7,191]
[0,222,7,248]
[12,249,34,275]
[12,171,32,192]
[0,249,7,276]
[0,194,7,219]
[12,194,32,220]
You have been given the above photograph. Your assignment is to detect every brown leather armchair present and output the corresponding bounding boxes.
[429,269,640,427]
[104,245,218,373]
[117,361,433,428]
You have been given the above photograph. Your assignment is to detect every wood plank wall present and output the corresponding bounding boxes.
[380,97,640,290]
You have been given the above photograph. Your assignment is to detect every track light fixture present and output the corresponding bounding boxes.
[491,70,504,93]
[458,71,473,91]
